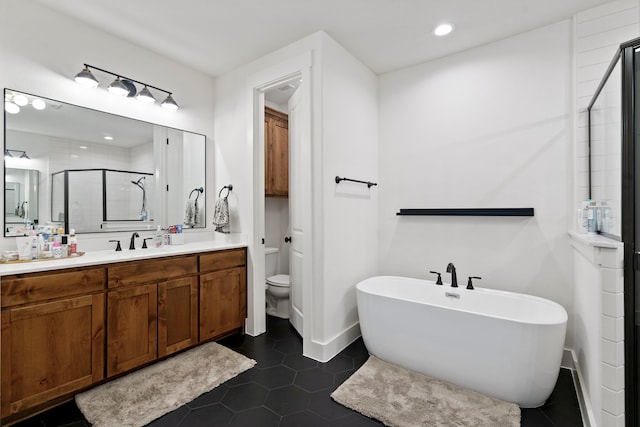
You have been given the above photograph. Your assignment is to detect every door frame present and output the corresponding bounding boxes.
[621,37,639,427]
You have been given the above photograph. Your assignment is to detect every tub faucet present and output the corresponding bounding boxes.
[446,263,457,287]
[129,232,139,250]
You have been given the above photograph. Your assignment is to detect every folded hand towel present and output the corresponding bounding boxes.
[184,200,196,226]
[213,197,229,232]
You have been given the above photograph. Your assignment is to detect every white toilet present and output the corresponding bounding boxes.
[265,247,290,318]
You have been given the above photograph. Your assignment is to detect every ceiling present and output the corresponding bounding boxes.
[36,0,612,77]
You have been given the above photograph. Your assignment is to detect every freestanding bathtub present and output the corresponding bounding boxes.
[356,276,568,408]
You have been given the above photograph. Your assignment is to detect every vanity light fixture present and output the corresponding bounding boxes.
[107,77,130,97]
[434,22,454,37]
[5,149,31,159]
[136,86,156,104]
[73,64,179,111]
[74,66,99,88]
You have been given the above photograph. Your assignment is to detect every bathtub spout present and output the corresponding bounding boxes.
[446,263,457,287]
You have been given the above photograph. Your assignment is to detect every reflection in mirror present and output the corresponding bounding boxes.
[4,89,206,236]
[4,168,39,235]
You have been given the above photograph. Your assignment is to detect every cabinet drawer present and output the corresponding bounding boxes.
[199,248,246,273]
[1,268,106,308]
[108,256,197,288]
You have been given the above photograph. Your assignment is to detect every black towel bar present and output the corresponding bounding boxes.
[335,176,377,188]
[218,184,233,198]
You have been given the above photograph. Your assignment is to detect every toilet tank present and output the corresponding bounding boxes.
[265,247,279,278]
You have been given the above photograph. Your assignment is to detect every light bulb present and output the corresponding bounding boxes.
[434,23,454,36]
[161,94,179,112]
[13,94,28,106]
[31,99,46,110]
[108,77,130,97]
[5,101,20,114]
[74,66,99,88]
[136,86,156,104]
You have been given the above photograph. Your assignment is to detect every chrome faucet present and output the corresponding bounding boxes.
[129,232,139,250]
[446,263,457,287]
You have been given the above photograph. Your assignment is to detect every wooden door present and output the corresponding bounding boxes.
[1,294,104,418]
[199,267,247,341]
[158,276,198,357]
[107,284,157,377]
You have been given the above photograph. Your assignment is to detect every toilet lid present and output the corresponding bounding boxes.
[267,274,290,287]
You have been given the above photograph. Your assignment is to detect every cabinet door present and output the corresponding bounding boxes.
[199,267,247,341]
[158,276,198,358]
[265,109,289,197]
[107,284,157,377]
[1,294,105,418]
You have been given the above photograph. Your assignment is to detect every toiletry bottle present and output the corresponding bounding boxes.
[61,235,69,257]
[154,226,163,248]
[29,231,38,260]
[587,200,598,234]
[52,240,62,259]
[37,234,45,258]
[69,229,77,255]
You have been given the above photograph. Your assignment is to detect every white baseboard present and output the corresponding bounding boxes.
[569,349,597,427]
[303,321,361,362]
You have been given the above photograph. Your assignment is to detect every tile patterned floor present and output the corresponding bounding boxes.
[15,316,583,426]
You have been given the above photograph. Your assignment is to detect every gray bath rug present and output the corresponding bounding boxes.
[331,356,520,427]
[75,342,256,427]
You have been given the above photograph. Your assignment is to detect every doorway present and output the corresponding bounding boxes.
[250,52,314,358]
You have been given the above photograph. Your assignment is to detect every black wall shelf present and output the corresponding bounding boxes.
[396,208,534,217]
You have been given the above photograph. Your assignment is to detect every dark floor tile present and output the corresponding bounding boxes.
[222,382,269,412]
[281,410,331,427]
[330,412,383,426]
[264,385,311,416]
[40,401,87,426]
[228,407,280,427]
[295,367,335,392]
[309,391,355,421]
[18,314,584,427]
[274,336,303,354]
[541,402,583,427]
[322,354,354,373]
[11,416,45,427]
[521,408,556,427]
[178,403,234,426]
[252,365,296,389]
[146,405,190,427]
[283,353,319,371]
[186,384,229,408]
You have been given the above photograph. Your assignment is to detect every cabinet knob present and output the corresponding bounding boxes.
[284,236,292,243]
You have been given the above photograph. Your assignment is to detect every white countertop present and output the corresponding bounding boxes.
[0,240,247,276]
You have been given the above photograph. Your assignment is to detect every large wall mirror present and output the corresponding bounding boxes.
[4,89,206,236]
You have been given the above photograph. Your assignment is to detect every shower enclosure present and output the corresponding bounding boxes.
[589,36,640,427]
[51,169,154,233]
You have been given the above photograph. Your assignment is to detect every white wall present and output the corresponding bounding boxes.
[378,21,575,342]
[318,35,378,351]
[0,0,215,250]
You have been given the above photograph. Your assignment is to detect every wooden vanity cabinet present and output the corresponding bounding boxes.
[1,247,247,424]
[106,255,197,376]
[265,107,289,197]
[199,248,247,341]
[1,268,106,420]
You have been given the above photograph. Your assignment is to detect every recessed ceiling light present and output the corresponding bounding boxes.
[104,136,113,141]
[79,145,87,149]
[434,23,454,37]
